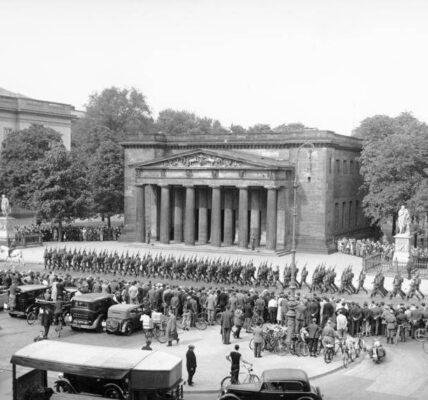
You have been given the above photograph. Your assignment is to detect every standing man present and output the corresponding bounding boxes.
[40,306,53,339]
[307,317,321,357]
[221,306,234,345]
[186,345,197,386]
[226,345,252,384]
[252,321,264,358]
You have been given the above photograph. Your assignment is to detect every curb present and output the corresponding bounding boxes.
[184,352,367,394]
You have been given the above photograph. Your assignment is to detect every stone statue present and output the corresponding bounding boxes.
[397,205,411,234]
[1,194,11,217]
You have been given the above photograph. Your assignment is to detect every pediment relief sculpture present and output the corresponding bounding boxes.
[161,153,241,168]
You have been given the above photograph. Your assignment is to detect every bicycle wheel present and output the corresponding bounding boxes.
[249,338,255,350]
[27,311,37,326]
[324,348,333,364]
[299,342,309,357]
[394,328,400,345]
[243,374,260,384]
[220,376,232,390]
[278,341,289,356]
[195,317,207,330]
[415,328,427,342]
[154,326,167,343]
[343,352,349,368]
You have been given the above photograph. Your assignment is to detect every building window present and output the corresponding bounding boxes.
[349,201,353,227]
[336,160,340,174]
[342,202,346,229]
[350,160,354,174]
[355,200,359,226]
[343,160,348,174]
[334,203,339,229]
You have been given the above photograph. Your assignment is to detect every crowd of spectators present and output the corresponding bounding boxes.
[13,223,122,243]
[336,237,395,259]
[2,267,427,353]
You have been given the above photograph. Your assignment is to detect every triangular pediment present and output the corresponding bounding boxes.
[132,149,287,170]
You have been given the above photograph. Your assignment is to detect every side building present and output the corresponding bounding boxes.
[121,130,371,253]
[0,88,78,150]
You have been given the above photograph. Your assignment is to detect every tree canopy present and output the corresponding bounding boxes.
[0,124,63,208]
[88,141,124,225]
[357,112,428,224]
[32,144,91,235]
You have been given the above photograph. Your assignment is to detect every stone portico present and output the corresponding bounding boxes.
[121,131,371,253]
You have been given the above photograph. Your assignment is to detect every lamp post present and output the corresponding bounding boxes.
[289,140,316,297]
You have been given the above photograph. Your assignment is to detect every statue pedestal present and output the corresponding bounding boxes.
[0,216,16,246]
[393,233,412,264]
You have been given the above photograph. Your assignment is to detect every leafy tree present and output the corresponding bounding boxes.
[358,112,428,228]
[32,144,91,240]
[0,124,62,208]
[230,124,247,135]
[155,109,229,135]
[247,124,273,134]
[88,140,124,227]
[273,123,306,133]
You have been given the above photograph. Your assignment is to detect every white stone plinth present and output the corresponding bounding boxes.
[393,233,412,264]
[0,216,15,246]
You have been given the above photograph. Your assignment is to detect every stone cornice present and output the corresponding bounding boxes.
[121,130,362,152]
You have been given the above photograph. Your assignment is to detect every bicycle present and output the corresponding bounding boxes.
[394,324,410,344]
[355,332,366,358]
[197,307,222,326]
[414,322,427,342]
[220,364,260,390]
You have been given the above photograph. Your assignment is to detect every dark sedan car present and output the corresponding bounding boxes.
[220,368,323,400]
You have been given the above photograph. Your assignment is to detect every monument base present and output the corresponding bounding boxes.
[393,233,412,264]
[0,216,16,246]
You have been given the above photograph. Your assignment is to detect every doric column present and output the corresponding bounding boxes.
[147,185,159,241]
[266,186,277,250]
[160,185,170,244]
[136,185,145,242]
[238,186,249,248]
[250,188,261,247]
[224,189,233,246]
[211,186,221,247]
[198,189,208,244]
[173,187,183,242]
[184,185,195,245]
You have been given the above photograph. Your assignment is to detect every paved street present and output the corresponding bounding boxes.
[1,308,427,400]
[8,240,428,293]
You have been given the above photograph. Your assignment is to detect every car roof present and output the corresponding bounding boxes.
[17,285,50,293]
[108,304,141,312]
[261,369,309,382]
[72,293,112,302]
[11,341,181,381]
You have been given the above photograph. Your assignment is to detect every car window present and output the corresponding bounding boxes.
[262,382,283,391]
[284,381,304,391]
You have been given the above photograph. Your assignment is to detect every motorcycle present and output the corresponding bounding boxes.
[369,339,386,363]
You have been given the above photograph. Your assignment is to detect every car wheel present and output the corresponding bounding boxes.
[103,387,123,399]
[124,323,133,336]
[71,326,79,331]
[55,381,74,393]
[219,394,241,400]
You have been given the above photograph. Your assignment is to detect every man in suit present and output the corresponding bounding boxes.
[221,306,234,344]
[186,345,197,386]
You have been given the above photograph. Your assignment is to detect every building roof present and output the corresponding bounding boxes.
[0,87,28,98]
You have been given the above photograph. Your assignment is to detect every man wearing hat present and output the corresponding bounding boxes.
[186,345,197,386]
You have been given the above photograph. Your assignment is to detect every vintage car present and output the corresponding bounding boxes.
[10,341,183,400]
[106,303,143,335]
[69,292,113,331]
[6,284,50,318]
[220,368,323,400]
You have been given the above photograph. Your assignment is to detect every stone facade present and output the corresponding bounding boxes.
[0,88,77,150]
[121,130,371,253]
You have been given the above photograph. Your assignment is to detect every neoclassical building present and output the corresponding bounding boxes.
[121,130,371,253]
[0,87,81,150]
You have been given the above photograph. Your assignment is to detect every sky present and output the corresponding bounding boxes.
[1,0,428,135]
